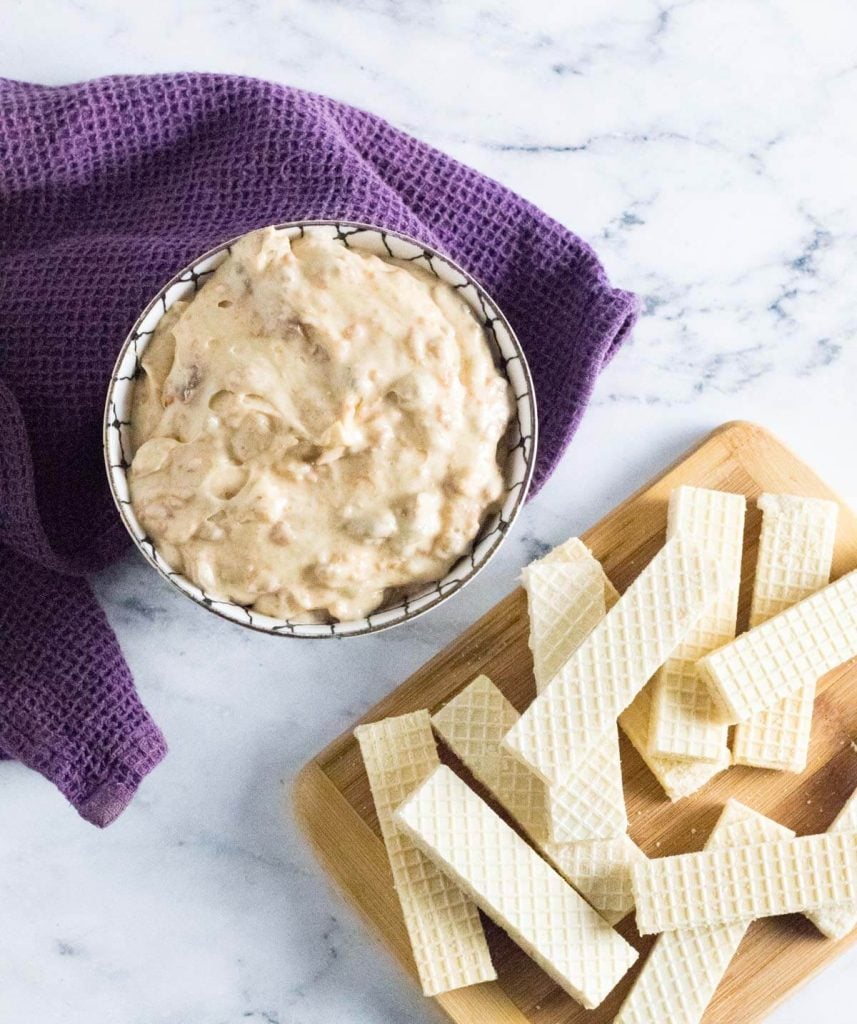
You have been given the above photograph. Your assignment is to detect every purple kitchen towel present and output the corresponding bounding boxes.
[0,73,638,827]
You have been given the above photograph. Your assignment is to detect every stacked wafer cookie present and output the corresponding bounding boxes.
[356,485,857,1018]
[618,489,844,794]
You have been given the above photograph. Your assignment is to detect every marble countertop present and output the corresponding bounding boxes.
[2,2,856,1021]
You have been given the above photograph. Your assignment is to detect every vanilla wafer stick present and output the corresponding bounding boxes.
[522,537,620,689]
[807,785,857,939]
[354,713,495,995]
[529,534,622,607]
[523,556,607,689]
[395,765,638,1009]
[544,728,627,842]
[633,832,857,934]
[432,676,640,921]
[614,799,793,1024]
[434,674,627,842]
[649,487,745,762]
[432,676,550,842]
[544,835,646,926]
[620,684,729,801]
[698,569,857,723]
[505,534,722,785]
[523,543,627,841]
[733,494,838,771]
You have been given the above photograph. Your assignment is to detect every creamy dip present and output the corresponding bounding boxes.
[129,227,513,622]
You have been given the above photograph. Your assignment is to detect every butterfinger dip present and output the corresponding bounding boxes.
[128,227,513,622]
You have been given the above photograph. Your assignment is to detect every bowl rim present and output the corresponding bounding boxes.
[103,219,538,638]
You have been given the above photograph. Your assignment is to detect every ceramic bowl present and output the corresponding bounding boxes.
[104,221,537,637]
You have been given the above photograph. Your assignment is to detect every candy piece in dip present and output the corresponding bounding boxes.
[128,227,513,623]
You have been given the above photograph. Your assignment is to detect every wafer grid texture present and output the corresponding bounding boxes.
[633,832,857,934]
[523,536,606,690]
[518,540,618,692]
[614,799,794,1024]
[545,835,646,926]
[524,560,606,692]
[649,488,745,761]
[432,676,550,842]
[432,677,637,920]
[354,713,495,995]
[545,727,628,842]
[698,569,857,723]
[395,765,639,1009]
[505,535,723,785]
[808,786,857,939]
[620,684,729,800]
[748,495,840,624]
[650,650,731,762]
[523,540,627,839]
[733,494,838,771]
[433,674,625,846]
[732,684,817,774]
[534,535,594,569]
[523,535,617,691]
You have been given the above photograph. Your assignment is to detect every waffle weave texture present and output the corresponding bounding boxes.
[0,73,638,825]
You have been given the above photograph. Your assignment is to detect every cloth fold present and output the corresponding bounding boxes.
[0,73,638,826]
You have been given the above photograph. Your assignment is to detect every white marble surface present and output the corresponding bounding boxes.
[2,1,857,1021]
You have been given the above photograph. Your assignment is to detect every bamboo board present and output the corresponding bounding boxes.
[293,421,857,1024]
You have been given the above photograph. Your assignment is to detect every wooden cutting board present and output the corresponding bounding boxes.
[293,421,857,1024]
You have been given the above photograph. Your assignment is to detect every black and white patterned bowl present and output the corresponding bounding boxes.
[104,222,537,637]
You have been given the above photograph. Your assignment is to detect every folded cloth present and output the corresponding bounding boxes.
[0,73,638,826]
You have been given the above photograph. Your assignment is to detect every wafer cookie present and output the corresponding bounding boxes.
[354,713,495,995]
[540,536,622,608]
[395,765,639,1009]
[633,831,857,934]
[544,835,646,926]
[433,677,637,917]
[733,494,838,771]
[505,534,722,785]
[807,785,857,939]
[698,569,857,723]
[535,535,593,567]
[523,544,627,840]
[543,727,627,842]
[432,676,550,842]
[434,675,627,843]
[620,684,729,801]
[649,487,744,762]
[523,556,607,689]
[530,536,620,611]
[614,799,793,1024]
